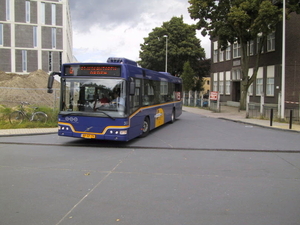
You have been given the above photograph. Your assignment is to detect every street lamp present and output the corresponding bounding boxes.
[281,0,286,119]
[163,35,168,72]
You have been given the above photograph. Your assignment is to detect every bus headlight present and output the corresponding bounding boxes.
[120,130,127,135]
[109,130,127,135]
[59,125,70,131]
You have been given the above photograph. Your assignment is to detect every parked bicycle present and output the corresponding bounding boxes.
[9,102,48,125]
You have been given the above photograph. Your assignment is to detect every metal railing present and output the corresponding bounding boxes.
[248,103,300,124]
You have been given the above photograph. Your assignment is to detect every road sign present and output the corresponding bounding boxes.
[210,91,218,101]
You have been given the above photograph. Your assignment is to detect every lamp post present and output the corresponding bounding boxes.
[281,0,286,119]
[163,35,168,72]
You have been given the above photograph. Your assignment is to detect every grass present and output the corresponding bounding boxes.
[0,105,58,129]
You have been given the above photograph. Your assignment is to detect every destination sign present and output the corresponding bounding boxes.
[64,65,121,76]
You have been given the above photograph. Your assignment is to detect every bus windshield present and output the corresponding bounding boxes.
[61,78,127,117]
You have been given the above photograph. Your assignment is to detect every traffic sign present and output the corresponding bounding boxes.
[210,91,218,101]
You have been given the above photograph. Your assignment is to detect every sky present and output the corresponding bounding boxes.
[69,0,211,63]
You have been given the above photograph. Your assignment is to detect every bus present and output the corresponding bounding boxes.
[47,57,182,141]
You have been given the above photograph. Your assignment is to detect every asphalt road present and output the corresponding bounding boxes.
[1,111,300,225]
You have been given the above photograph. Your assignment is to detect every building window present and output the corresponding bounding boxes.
[219,49,224,62]
[219,72,224,94]
[52,28,56,49]
[41,2,45,24]
[33,26,37,47]
[51,4,56,25]
[233,42,241,58]
[59,52,62,68]
[225,71,231,95]
[26,1,30,23]
[266,65,275,96]
[256,67,264,96]
[225,45,231,60]
[249,83,253,96]
[213,41,218,63]
[22,50,27,72]
[232,69,241,80]
[267,32,275,52]
[266,78,274,96]
[247,40,254,56]
[49,51,53,71]
[0,24,3,46]
[6,0,10,21]
[213,73,218,91]
[257,36,264,54]
[256,79,263,95]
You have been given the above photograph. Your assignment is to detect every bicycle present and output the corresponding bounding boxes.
[9,102,48,125]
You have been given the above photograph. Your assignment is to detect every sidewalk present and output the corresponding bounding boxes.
[0,127,58,137]
[0,106,299,136]
[183,106,300,133]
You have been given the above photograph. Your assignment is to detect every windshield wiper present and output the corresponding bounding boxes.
[60,112,79,116]
[95,110,115,120]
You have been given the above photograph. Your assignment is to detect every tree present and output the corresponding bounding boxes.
[188,0,300,110]
[181,61,197,91]
[139,16,206,76]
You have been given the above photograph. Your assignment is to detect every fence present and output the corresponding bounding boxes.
[248,103,300,124]
[0,87,60,109]
[183,91,209,108]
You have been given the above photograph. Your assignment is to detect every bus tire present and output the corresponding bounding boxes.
[170,109,176,123]
[140,117,150,137]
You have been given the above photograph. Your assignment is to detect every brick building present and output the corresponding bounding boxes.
[210,12,300,107]
[0,0,73,73]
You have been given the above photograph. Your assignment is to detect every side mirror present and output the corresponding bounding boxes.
[47,72,61,94]
[129,78,135,95]
[47,75,54,93]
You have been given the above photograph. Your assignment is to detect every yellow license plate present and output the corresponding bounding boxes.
[81,134,96,139]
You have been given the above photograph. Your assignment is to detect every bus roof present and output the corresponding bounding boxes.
[107,57,137,67]
[61,57,182,84]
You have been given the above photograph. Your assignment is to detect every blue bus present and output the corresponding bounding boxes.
[47,57,182,141]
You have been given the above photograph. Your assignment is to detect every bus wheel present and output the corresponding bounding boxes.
[170,109,175,123]
[141,117,150,137]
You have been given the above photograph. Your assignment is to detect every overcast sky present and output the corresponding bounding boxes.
[69,0,211,63]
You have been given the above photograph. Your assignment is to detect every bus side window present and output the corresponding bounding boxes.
[175,83,182,100]
[143,80,154,106]
[129,78,142,114]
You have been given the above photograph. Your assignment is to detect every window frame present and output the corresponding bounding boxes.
[225,45,231,60]
[0,24,3,46]
[26,1,31,23]
[40,2,45,24]
[52,28,56,49]
[33,26,38,47]
[22,50,28,72]
[233,42,241,58]
[266,65,275,96]
[225,71,231,95]
[256,67,264,96]
[267,32,275,52]
[6,0,10,21]
[51,4,56,25]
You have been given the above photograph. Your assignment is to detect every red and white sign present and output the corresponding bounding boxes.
[175,92,181,101]
[210,91,218,101]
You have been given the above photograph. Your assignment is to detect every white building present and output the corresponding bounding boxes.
[0,0,73,73]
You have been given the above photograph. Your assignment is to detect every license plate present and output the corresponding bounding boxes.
[81,134,96,139]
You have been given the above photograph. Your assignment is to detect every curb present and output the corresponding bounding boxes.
[219,117,300,133]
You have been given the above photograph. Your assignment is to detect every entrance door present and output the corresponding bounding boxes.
[232,81,241,102]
